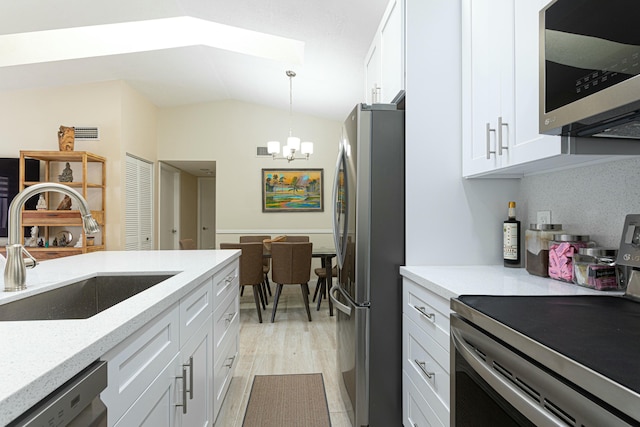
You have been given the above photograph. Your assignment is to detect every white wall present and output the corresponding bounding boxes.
[404,0,521,266]
[156,99,341,248]
[0,81,142,250]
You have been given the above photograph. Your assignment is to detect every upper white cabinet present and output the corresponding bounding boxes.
[365,0,405,104]
[462,0,640,178]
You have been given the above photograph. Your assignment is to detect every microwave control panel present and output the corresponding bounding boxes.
[617,214,640,268]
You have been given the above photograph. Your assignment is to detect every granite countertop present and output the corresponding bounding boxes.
[400,265,622,301]
[0,249,239,426]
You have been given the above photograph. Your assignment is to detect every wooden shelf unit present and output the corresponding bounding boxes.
[19,150,106,260]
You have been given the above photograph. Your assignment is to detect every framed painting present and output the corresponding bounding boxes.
[262,168,324,212]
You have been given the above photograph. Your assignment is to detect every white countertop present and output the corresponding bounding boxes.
[400,265,622,301]
[0,250,239,426]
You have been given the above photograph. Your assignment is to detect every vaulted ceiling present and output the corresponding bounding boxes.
[0,0,389,122]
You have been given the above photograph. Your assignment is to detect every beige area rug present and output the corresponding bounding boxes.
[242,373,331,427]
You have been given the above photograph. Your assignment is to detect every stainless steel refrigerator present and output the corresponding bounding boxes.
[330,102,404,427]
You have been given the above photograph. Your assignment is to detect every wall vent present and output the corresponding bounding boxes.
[256,146,270,157]
[74,126,100,141]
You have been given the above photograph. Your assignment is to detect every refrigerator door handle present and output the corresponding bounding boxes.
[332,144,349,269]
[329,284,352,316]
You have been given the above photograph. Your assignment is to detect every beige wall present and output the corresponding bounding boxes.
[157,99,342,249]
[0,81,133,249]
[1,83,340,252]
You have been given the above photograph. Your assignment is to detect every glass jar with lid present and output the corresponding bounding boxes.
[525,224,563,277]
[573,248,623,290]
[548,234,595,282]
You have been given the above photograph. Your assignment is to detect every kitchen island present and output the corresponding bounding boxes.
[0,249,240,426]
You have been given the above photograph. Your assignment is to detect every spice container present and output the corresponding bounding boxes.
[548,234,594,282]
[573,248,623,290]
[525,224,563,277]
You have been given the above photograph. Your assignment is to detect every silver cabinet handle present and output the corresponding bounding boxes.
[224,355,236,368]
[414,359,434,379]
[176,366,188,414]
[225,275,234,284]
[486,123,496,159]
[202,226,209,230]
[498,116,509,155]
[412,305,435,321]
[184,356,193,400]
[171,229,177,233]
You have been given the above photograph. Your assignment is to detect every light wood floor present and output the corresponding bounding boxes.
[214,282,353,426]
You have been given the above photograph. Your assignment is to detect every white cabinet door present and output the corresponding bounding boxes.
[365,0,405,103]
[510,0,562,165]
[114,354,179,427]
[380,0,405,103]
[365,33,381,104]
[178,315,213,427]
[462,0,514,176]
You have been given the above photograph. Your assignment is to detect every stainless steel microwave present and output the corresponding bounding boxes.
[539,0,640,139]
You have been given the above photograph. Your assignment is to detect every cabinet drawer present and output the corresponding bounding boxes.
[213,260,238,309]
[180,276,213,347]
[403,371,447,427]
[102,304,180,425]
[213,289,239,354]
[403,315,449,420]
[213,326,238,420]
[403,278,450,350]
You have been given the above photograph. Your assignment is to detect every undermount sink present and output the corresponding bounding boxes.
[0,274,175,321]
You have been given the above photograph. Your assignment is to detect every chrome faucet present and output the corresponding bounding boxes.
[4,183,100,291]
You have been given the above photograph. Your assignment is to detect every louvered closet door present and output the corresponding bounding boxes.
[126,154,154,250]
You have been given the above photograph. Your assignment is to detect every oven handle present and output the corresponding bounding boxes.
[451,324,567,427]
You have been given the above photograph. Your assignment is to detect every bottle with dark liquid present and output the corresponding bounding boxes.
[503,201,521,267]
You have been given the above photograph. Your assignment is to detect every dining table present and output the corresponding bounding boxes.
[264,245,336,316]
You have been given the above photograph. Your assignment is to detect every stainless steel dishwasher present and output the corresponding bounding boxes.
[8,360,107,427]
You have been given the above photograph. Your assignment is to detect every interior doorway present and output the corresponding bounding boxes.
[158,160,216,250]
[198,177,216,249]
[159,163,180,250]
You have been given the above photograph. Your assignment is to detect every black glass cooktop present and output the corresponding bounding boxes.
[457,294,640,396]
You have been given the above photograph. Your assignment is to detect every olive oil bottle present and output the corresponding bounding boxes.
[503,201,521,267]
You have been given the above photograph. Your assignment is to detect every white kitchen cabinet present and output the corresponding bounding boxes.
[365,0,405,104]
[179,314,214,427]
[114,354,180,427]
[462,0,640,178]
[402,277,451,427]
[103,259,238,427]
[461,0,515,176]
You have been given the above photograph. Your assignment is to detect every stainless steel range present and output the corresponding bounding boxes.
[450,215,640,426]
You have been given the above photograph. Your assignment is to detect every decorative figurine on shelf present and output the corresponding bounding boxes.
[58,125,75,151]
[58,162,73,182]
[57,195,72,210]
[27,226,38,247]
[74,233,83,248]
[36,193,47,210]
[38,238,44,247]
[52,237,58,247]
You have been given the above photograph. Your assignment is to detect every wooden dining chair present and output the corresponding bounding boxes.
[179,238,196,250]
[220,242,266,323]
[313,265,338,305]
[239,235,271,299]
[270,242,313,322]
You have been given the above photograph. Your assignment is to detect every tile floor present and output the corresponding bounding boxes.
[214,282,353,426]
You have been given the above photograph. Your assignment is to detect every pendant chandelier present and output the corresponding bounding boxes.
[267,70,313,162]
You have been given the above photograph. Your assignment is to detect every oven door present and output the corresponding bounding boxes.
[451,315,633,427]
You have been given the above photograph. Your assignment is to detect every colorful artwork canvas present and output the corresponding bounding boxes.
[262,168,324,212]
